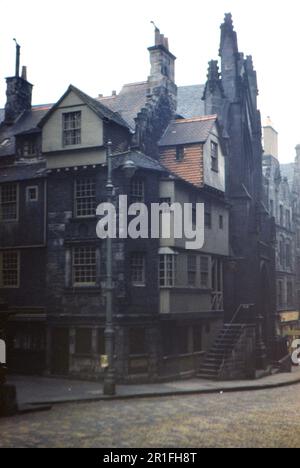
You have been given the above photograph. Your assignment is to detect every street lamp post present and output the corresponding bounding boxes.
[103,140,116,396]
[103,141,137,396]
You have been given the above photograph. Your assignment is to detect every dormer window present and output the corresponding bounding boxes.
[63,111,81,146]
[176,146,184,161]
[23,140,36,158]
[211,141,219,172]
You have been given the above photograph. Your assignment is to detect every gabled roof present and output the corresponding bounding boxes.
[0,104,52,158]
[158,115,217,147]
[39,84,130,131]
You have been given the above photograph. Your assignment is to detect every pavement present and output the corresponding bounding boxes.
[7,366,300,407]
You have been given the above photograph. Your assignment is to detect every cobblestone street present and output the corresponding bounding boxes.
[1,384,300,448]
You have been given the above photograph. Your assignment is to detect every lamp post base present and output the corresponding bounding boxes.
[103,371,116,396]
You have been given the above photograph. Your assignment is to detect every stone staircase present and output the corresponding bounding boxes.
[198,324,245,380]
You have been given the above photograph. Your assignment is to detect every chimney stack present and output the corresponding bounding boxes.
[263,117,278,159]
[4,41,33,124]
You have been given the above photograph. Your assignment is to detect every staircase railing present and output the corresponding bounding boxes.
[218,303,255,374]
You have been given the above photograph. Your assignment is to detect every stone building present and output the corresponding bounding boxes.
[262,121,300,339]
[0,14,288,382]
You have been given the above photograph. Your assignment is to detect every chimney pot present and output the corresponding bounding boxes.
[21,66,27,81]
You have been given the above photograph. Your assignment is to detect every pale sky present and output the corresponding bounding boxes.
[1,0,299,163]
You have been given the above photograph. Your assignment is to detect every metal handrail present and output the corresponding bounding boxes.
[218,304,255,374]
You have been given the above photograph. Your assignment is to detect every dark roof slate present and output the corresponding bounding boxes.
[177,85,205,118]
[0,161,47,183]
[113,150,166,173]
[0,105,51,157]
[158,116,217,147]
[98,82,150,131]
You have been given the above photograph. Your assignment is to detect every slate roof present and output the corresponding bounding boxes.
[98,83,206,131]
[0,104,52,158]
[112,150,166,173]
[97,82,150,131]
[177,85,205,118]
[0,161,47,183]
[158,115,217,147]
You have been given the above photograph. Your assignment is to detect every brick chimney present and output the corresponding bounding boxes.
[4,41,33,124]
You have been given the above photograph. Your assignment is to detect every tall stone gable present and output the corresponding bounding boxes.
[203,14,277,351]
[132,26,177,158]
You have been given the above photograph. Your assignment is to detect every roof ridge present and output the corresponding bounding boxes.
[175,115,217,124]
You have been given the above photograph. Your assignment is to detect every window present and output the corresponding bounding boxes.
[219,215,224,229]
[75,178,96,217]
[0,183,18,221]
[63,111,81,146]
[176,146,184,161]
[75,329,92,354]
[159,254,176,287]
[211,141,219,172]
[200,256,210,288]
[286,243,292,268]
[0,251,20,288]
[26,186,38,202]
[23,140,36,157]
[130,178,144,203]
[130,253,146,286]
[72,247,96,286]
[187,255,197,287]
[287,282,294,308]
[279,238,285,267]
[277,281,284,308]
[205,204,212,228]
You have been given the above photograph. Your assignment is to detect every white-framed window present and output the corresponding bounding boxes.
[63,111,81,146]
[130,178,145,203]
[159,254,176,287]
[75,178,96,218]
[130,252,146,286]
[187,254,197,287]
[176,146,184,161]
[72,246,96,287]
[0,183,18,222]
[23,140,36,158]
[26,186,39,202]
[200,256,210,288]
[0,251,20,288]
[211,141,219,172]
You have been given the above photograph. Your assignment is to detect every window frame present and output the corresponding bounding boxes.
[0,250,20,289]
[74,178,96,218]
[72,246,97,287]
[26,186,39,203]
[211,141,219,172]
[159,254,176,288]
[130,252,146,287]
[187,254,197,287]
[0,183,19,222]
[130,178,145,204]
[62,111,82,147]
